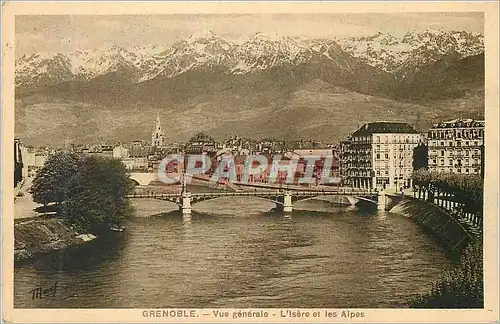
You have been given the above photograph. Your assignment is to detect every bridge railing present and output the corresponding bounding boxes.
[126,187,377,199]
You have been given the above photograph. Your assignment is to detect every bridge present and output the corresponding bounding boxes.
[126,188,393,214]
[129,173,159,186]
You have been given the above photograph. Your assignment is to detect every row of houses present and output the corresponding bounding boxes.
[14,118,484,190]
[340,119,485,190]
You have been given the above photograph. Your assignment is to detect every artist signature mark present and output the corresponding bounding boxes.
[28,281,61,300]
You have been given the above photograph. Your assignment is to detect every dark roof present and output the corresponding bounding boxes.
[352,122,419,136]
[129,147,149,157]
[431,119,484,129]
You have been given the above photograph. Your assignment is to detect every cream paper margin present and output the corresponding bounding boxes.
[1,1,498,323]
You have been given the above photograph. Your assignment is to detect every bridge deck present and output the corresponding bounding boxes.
[127,188,376,199]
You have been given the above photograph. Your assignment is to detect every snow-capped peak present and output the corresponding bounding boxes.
[15,30,484,88]
[188,29,218,41]
[337,30,484,73]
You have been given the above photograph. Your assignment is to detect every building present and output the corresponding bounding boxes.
[24,147,49,172]
[113,144,129,159]
[152,112,166,148]
[14,139,23,187]
[341,122,421,190]
[292,149,340,185]
[427,118,484,175]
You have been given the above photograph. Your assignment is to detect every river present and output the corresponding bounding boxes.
[14,195,451,308]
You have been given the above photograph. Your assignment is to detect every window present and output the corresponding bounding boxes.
[449,159,453,165]
[440,159,445,166]
[449,141,452,146]
[376,153,380,160]
[385,154,389,159]
[465,150,469,156]
[376,171,380,176]
[441,151,445,157]
[474,141,478,146]
[441,141,445,146]
[466,141,469,146]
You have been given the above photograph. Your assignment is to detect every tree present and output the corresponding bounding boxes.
[412,143,428,171]
[30,151,82,207]
[62,156,134,233]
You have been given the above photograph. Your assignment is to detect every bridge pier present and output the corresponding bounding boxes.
[275,191,293,212]
[283,192,293,212]
[180,192,192,214]
[377,190,387,211]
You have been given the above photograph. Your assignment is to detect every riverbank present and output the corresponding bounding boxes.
[14,217,97,263]
[390,197,483,308]
[390,197,473,256]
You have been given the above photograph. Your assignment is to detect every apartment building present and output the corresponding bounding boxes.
[341,122,421,190]
[427,118,484,175]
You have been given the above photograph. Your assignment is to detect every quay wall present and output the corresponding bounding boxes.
[390,197,473,256]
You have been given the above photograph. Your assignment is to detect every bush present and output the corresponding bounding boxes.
[411,239,483,308]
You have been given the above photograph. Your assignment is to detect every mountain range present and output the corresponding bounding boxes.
[15,30,485,146]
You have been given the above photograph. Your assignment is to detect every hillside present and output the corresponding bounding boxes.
[15,30,485,146]
[17,78,441,147]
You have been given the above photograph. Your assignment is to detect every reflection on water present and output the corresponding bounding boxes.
[14,198,451,308]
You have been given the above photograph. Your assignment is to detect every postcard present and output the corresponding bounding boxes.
[1,1,499,323]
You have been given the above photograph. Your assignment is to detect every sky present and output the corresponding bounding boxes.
[15,13,484,57]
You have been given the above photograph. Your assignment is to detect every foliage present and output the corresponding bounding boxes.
[62,156,134,233]
[412,168,434,188]
[412,143,428,171]
[412,169,483,212]
[30,151,82,206]
[411,239,483,308]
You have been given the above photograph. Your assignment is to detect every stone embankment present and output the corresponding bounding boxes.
[390,197,474,255]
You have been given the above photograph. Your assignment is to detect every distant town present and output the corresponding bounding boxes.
[14,113,485,192]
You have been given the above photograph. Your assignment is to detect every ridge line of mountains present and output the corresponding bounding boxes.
[15,30,485,146]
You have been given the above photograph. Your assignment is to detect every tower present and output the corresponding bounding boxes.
[151,112,166,148]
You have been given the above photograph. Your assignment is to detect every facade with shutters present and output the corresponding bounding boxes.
[341,122,421,190]
[427,119,484,175]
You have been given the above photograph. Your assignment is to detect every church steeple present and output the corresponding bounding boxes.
[156,111,161,131]
[152,111,166,148]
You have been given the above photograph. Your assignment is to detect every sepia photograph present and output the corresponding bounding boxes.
[2,2,499,323]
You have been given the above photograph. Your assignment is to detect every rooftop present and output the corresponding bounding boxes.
[352,122,419,136]
[431,118,485,129]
